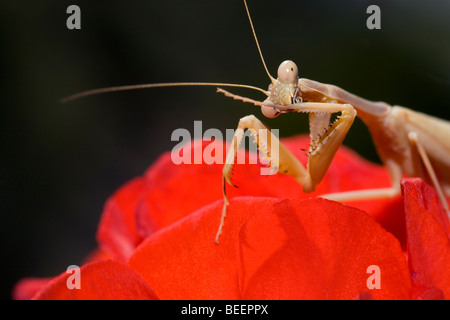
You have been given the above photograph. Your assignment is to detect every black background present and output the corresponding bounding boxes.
[1,0,449,299]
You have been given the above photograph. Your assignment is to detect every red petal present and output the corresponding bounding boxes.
[129,197,263,300]
[238,198,411,299]
[33,260,158,300]
[12,249,114,300]
[411,286,445,300]
[129,197,410,299]
[402,178,450,299]
[96,177,146,261]
[353,291,375,300]
[342,197,406,250]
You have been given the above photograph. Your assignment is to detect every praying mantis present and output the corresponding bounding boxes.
[63,0,450,243]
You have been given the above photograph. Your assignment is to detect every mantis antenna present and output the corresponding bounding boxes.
[61,82,268,103]
[61,0,274,103]
[243,0,275,83]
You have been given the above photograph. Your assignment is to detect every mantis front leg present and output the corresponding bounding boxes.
[215,100,357,243]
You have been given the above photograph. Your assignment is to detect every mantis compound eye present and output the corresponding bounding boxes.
[277,60,299,84]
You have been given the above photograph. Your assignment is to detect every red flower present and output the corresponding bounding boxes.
[13,135,450,299]
[402,178,450,299]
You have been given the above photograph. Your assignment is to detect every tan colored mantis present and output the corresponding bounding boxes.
[63,0,450,244]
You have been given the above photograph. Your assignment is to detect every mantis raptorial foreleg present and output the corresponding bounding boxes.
[216,95,357,243]
[217,114,305,243]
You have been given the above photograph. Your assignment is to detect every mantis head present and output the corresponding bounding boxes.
[261,60,301,118]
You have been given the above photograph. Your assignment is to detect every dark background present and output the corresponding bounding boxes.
[1,0,449,299]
